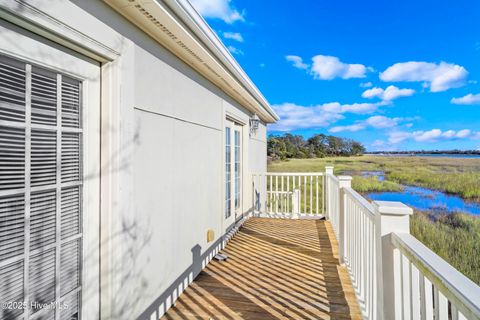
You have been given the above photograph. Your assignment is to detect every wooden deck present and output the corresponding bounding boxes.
[162,218,362,320]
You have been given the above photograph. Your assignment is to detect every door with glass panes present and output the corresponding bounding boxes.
[0,21,100,320]
[225,120,242,229]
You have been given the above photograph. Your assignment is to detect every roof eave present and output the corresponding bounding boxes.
[103,0,279,123]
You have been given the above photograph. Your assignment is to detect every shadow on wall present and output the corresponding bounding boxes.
[136,238,225,320]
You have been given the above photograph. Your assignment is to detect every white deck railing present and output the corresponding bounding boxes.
[252,172,325,216]
[254,166,480,319]
[342,185,377,319]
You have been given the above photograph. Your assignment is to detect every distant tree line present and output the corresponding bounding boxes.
[368,150,480,155]
[267,133,366,160]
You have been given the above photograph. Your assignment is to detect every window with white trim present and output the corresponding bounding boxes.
[0,54,82,320]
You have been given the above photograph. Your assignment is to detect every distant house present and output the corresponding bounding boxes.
[0,0,278,319]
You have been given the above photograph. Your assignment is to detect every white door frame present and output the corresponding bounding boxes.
[224,119,244,230]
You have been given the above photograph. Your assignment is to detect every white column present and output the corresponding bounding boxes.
[292,189,300,216]
[324,166,334,218]
[338,176,352,264]
[325,166,334,175]
[373,201,413,320]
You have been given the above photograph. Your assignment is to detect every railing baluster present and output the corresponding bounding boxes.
[315,175,319,215]
[303,175,306,214]
[269,174,272,213]
[322,174,325,214]
[309,175,312,214]
[438,291,448,320]
[281,175,284,213]
[286,175,290,214]
[423,276,434,320]
[411,263,421,319]
[275,175,278,214]
[402,253,412,320]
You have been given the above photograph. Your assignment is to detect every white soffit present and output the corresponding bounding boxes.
[104,0,279,123]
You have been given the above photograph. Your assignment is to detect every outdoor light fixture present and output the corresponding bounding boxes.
[250,113,260,135]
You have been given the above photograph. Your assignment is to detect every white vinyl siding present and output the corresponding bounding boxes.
[0,54,82,320]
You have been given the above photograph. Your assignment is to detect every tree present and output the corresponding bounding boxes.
[267,133,365,159]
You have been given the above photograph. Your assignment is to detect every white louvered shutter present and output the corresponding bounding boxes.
[0,54,83,320]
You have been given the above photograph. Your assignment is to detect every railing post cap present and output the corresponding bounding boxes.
[325,166,334,169]
[338,175,352,181]
[373,201,413,216]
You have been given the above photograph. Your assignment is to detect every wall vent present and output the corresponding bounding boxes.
[133,4,204,64]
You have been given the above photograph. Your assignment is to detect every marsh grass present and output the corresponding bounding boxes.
[268,156,480,284]
[411,211,480,284]
[351,176,403,193]
[268,155,480,200]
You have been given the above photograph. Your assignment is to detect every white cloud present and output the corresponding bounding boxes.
[269,103,344,131]
[371,140,385,147]
[451,93,480,105]
[223,32,243,42]
[285,54,371,80]
[329,123,366,133]
[441,130,456,139]
[413,129,443,142]
[365,115,400,128]
[190,0,245,24]
[361,87,384,99]
[270,100,388,132]
[387,129,479,144]
[322,101,388,114]
[311,55,368,80]
[227,46,244,55]
[362,85,415,101]
[456,129,472,138]
[360,82,373,88]
[329,115,401,133]
[380,61,468,92]
[286,55,309,70]
[388,131,412,144]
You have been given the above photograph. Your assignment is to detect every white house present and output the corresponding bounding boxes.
[2,1,480,320]
[0,0,278,319]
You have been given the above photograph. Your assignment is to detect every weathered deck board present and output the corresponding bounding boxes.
[162,218,362,320]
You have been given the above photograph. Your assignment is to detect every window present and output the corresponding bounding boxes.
[225,127,231,218]
[234,130,241,209]
[0,54,82,320]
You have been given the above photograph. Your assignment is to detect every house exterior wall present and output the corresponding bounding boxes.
[0,1,271,319]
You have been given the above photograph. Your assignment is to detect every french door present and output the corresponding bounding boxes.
[225,120,242,229]
[0,21,100,320]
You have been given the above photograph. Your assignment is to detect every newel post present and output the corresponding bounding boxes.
[373,201,413,320]
[324,166,334,218]
[337,176,351,264]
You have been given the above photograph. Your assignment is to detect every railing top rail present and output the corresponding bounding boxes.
[392,232,480,319]
[343,186,375,215]
[255,172,325,176]
[327,173,340,183]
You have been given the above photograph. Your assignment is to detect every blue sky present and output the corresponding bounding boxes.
[190,0,480,151]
